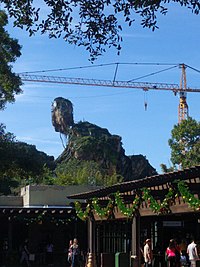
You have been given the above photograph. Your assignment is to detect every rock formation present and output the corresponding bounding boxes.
[52,98,157,181]
[52,97,74,134]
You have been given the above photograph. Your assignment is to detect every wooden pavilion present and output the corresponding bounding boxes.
[67,166,200,267]
[0,185,98,266]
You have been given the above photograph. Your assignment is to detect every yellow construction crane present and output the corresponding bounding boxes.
[178,64,189,124]
[19,63,199,123]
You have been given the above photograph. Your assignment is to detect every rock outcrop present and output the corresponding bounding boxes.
[52,97,74,134]
[52,98,157,181]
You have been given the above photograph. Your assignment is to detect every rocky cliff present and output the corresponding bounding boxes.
[52,98,157,181]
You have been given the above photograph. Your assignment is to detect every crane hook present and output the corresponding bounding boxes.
[144,91,148,111]
[144,102,148,111]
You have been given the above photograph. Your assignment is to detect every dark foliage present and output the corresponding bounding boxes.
[2,0,200,60]
[0,123,55,195]
[0,10,22,109]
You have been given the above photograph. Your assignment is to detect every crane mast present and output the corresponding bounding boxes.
[178,64,189,124]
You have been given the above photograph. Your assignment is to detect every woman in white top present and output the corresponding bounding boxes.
[144,239,153,267]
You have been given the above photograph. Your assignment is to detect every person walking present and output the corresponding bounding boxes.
[71,238,80,267]
[20,239,30,267]
[174,240,181,267]
[166,239,176,267]
[144,239,153,267]
[46,241,54,266]
[187,239,199,267]
[67,240,73,266]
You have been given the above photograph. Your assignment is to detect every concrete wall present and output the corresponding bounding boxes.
[21,185,100,207]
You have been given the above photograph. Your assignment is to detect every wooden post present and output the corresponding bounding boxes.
[131,215,140,267]
[87,219,96,267]
[8,219,12,251]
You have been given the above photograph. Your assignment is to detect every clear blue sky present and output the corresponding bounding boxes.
[1,5,200,173]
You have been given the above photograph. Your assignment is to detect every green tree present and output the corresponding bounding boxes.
[0,123,19,194]
[55,158,122,186]
[2,1,200,60]
[0,124,55,194]
[168,117,200,169]
[55,159,104,185]
[0,10,22,109]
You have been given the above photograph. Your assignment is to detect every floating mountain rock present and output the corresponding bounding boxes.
[52,97,74,134]
[52,98,157,181]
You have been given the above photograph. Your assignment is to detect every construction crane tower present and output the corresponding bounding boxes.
[178,64,189,124]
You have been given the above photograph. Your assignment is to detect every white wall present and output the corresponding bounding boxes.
[21,185,100,207]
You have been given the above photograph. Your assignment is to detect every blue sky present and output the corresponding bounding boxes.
[1,4,200,173]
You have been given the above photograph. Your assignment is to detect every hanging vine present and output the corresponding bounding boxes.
[92,198,114,218]
[142,188,161,213]
[115,191,140,218]
[74,201,91,221]
[177,180,200,210]
[142,186,175,214]
[74,180,199,220]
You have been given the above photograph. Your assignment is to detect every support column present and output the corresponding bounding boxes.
[87,219,96,267]
[131,215,140,267]
[8,219,13,251]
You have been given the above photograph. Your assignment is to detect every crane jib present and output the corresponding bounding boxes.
[19,74,200,93]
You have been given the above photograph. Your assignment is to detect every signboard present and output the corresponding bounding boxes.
[163,221,183,227]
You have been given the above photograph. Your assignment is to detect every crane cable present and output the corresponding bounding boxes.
[18,62,180,75]
[128,65,179,82]
[185,64,200,74]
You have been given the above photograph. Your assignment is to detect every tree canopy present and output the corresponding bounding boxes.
[0,124,55,195]
[168,117,200,169]
[54,158,123,186]
[2,0,200,60]
[0,10,22,109]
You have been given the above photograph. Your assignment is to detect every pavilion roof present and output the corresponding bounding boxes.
[67,165,200,200]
